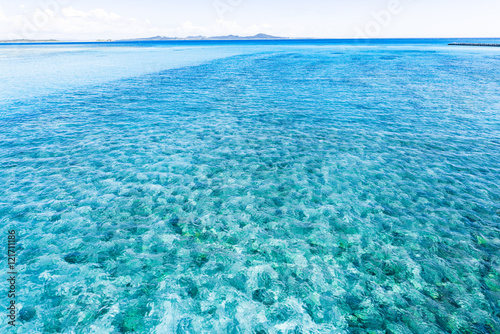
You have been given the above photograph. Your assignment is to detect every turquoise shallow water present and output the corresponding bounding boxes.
[1,41,500,333]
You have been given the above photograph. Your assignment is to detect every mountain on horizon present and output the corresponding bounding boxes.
[118,33,287,42]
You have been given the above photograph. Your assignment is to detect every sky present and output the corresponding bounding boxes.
[0,0,499,40]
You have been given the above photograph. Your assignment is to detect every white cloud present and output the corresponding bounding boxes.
[0,4,282,40]
[0,6,26,40]
[50,7,155,39]
[60,7,86,18]
[0,5,157,40]
[2,1,500,40]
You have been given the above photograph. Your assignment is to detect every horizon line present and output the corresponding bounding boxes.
[1,36,500,44]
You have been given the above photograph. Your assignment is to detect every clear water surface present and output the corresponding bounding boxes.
[0,39,499,333]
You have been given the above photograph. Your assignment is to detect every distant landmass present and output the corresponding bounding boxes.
[0,39,60,43]
[0,34,289,44]
[118,33,289,42]
[5,37,494,45]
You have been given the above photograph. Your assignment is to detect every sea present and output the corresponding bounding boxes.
[0,39,499,333]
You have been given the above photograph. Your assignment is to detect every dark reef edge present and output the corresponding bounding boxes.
[449,42,500,47]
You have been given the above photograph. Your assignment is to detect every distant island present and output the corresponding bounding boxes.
[117,33,289,42]
[4,37,497,45]
[0,39,61,43]
[0,34,290,44]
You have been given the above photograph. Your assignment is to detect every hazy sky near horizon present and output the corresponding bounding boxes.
[0,0,499,40]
